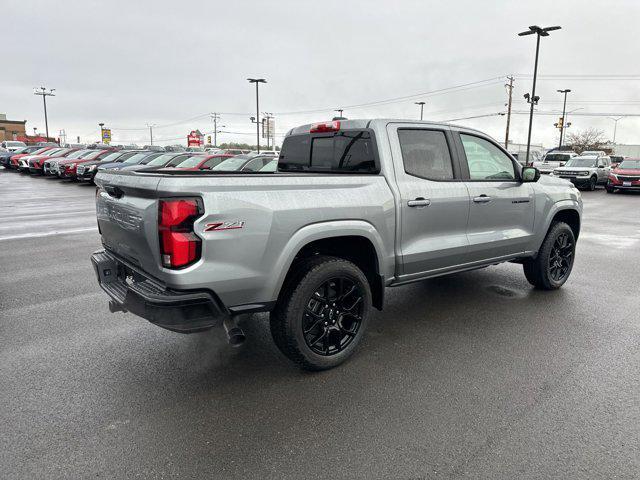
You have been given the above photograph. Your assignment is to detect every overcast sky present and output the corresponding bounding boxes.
[3,0,640,148]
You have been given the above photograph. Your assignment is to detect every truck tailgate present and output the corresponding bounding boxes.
[95,171,162,276]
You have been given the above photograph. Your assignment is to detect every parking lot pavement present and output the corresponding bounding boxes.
[1,169,639,479]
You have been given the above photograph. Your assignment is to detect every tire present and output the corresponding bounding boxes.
[523,221,576,290]
[606,185,615,193]
[588,176,597,191]
[270,255,372,370]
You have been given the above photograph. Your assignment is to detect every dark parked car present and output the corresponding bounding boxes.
[96,151,164,172]
[211,154,277,172]
[76,150,142,182]
[122,152,199,171]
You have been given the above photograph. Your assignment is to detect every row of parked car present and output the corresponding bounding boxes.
[526,149,639,193]
[0,144,280,182]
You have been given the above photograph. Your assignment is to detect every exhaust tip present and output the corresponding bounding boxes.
[223,317,246,347]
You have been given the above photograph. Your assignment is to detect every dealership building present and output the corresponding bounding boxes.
[0,114,26,142]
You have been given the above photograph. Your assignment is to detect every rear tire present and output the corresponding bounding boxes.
[270,255,371,370]
[523,222,576,290]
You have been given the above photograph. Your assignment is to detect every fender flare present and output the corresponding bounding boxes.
[266,220,388,302]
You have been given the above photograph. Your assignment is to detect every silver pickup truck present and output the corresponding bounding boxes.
[92,119,583,370]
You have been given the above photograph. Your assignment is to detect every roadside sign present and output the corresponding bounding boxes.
[102,128,111,144]
[187,130,204,147]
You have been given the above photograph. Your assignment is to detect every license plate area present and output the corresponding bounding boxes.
[623,181,632,186]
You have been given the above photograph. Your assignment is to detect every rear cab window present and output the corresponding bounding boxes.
[279,129,379,173]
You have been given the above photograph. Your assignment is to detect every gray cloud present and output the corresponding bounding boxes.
[4,0,639,147]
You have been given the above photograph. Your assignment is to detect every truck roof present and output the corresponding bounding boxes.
[286,118,486,137]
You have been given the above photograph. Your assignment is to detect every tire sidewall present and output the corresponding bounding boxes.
[541,223,576,289]
[287,261,371,370]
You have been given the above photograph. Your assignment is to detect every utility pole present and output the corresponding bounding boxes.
[504,76,514,149]
[414,101,426,121]
[211,113,221,147]
[247,78,267,153]
[263,112,273,150]
[33,87,55,139]
[518,25,561,165]
[146,123,155,145]
[557,89,571,148]
[608,117,623,143]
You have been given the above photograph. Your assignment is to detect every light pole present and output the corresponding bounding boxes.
[33,87,55,139]
[518,25,561,164]
[334,108,344,118]
[98,123,105,144]
[247,78,267,153]
[557,89,571,148]
[415,101,426,121]
[608,117,623,143]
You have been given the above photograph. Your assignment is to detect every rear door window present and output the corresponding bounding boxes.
[398,129,454,180]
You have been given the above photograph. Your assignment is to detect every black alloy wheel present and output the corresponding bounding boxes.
[547,232,574,283]
[302,277,364,356]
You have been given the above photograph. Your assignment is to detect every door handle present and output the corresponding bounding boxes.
[473,194,492,204]
[407,197,431,208]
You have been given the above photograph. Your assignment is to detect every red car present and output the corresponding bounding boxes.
[10,147,64,171]
[606,158,640,193]
[9,146,58,170]
[171,154,233,171]
[28,148,81,174]
[57,148,116,179]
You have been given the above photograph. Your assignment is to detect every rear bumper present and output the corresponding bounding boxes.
[91,249,229,333]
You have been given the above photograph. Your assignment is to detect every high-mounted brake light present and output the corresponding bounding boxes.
[158,198,202,269]
[310,120,340,133]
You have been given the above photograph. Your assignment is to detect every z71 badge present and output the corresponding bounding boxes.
[204,220,245,232]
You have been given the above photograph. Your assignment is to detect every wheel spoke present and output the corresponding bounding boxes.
[343,296,362,312]
[309,330,328,348]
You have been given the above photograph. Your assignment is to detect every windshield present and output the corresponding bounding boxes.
[175,156,207,168]
[6,141,26,147]
[145,153,180,166]
[618,160,640,169]
[42,148,65,157]
[97,151,124,163]
[211,155,251,171]
[65,149,93,159]
[565,157,597,168]
[544,153,571,162]
[123,152,154,164]
[259,159,278,172]
[77,150,104,160]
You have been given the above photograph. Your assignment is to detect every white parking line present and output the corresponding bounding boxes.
[0,226,98,242]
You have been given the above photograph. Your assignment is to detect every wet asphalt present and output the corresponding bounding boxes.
[1,169,639,479]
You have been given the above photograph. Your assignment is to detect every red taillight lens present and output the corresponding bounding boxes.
[158,198,202,269]
[310,120,340,133]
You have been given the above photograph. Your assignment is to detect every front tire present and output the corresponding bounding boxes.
[588,176,597,191]
[523,222,576,290]
[606,185,615,193]
[270,256,371,370]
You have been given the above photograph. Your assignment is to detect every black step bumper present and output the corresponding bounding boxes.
[91,250,229,333]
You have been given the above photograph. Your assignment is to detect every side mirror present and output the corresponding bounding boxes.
[521,166,540,183]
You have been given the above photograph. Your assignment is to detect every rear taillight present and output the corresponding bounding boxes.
[158,198,203,269]
[310,120,340,133]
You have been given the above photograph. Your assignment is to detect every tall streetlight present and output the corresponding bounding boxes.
[518,25,561,164]
[33,87,55,139]
[557,89,571,148]
[415,101,426,121]
[608,117,623,143]
[98,123,105,144]
[334,108,344,118]
[247,78,267,153]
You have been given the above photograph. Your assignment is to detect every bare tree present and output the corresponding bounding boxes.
[566,128,608,152]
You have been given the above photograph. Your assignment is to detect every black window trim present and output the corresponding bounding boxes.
[279,128,381,174]
[397,127,463,182]
[454,130,523,182]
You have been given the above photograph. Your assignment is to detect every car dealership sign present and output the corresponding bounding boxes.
[187,130,204,147]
